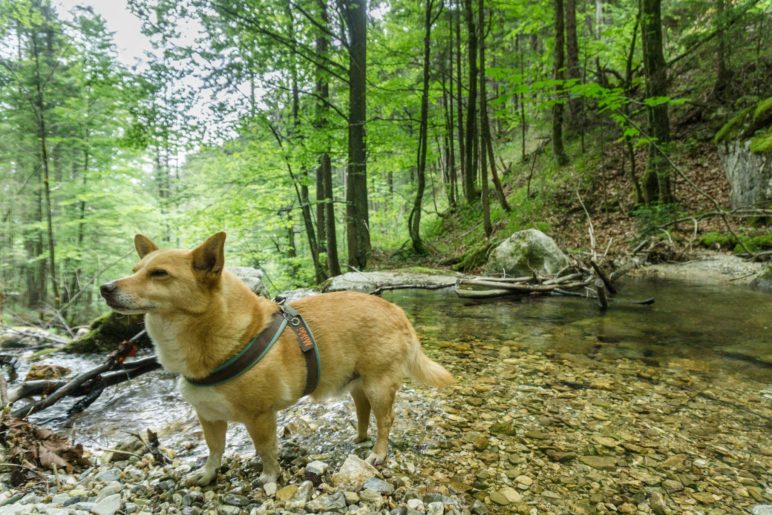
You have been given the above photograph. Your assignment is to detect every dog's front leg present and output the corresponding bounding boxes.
[187,417,227,486]
[245,412,280,484]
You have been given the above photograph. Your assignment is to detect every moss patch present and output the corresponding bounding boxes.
[749,129,772,155]
[66,311,149,353]
[734,233,772,254]
[698,231,736,249]
[714,106,753,144]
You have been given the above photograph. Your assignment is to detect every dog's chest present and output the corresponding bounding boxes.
[178,379,234,421]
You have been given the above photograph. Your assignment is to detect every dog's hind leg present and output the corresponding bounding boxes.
[362,381,398,466]
[245,412,280,484]
[351,386,371,443]
[188,418,227,486]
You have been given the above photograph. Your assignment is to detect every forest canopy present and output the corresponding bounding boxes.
[1,0,770,325]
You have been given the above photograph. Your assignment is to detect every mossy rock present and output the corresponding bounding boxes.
[734,233,772,254]
[715,97,772,150]
[66,311,150,353]
[697,231,736,249]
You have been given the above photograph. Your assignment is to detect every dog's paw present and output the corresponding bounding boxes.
[186,468,217,486]
[353,435,370,444]
[365,452,386,466]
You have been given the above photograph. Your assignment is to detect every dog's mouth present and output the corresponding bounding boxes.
[102,296,153,315]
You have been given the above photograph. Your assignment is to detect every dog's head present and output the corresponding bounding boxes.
[100,232,227,315]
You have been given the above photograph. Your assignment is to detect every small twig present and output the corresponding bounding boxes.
[369,283,456,296]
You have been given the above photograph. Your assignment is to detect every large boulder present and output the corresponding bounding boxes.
[715,97,772,209]
[229,266,270,298]
[485,229,569,277]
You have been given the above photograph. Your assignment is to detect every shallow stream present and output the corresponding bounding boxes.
[12,277,772,512]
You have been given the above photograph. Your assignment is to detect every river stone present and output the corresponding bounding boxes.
[91,493,121,515]
[304,460,329,485]
[578,456,617,470]
[484,229,569,277]
[491,486,522,505]
[362,477,394,495]
[331,454,378,489]
[96,482,122,502]
[263,482,277,497]
[426,501,445,515]
[229,266,269,298]
[275,485,298,502]
[752,505,772,515]
[306,492,347,512]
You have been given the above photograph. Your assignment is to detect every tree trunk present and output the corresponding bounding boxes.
[344,0,370,269]
[463,0,478,203]
[517,34,527,162]
[478,4,510,214]
[409,0,438,254]
[713,0,730,98]
[478,0,491,236]
[445,10,457,208]
[565,0,582,128]
[315,0,340,277]
[31,21,60,308]
[624,7,644,205]
[552,0,570,166]
[640,0,672,204]
[454,0,466,201]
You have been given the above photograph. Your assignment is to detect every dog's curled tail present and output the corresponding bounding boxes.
[407,342,455,388]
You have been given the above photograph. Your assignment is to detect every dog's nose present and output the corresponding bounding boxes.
[100,282,117,297]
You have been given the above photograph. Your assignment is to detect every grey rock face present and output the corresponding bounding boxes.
[718,140,772,209]
[228,266,270,298]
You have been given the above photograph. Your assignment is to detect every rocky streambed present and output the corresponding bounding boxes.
[1,278,770,514]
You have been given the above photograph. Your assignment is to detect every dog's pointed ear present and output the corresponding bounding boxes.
[134,234,159,258]
[191,232,226,278]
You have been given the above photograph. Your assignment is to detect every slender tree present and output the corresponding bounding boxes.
[640,0,672,203]
[552,0,570,166]
[343,0,370,269]
[463,0,478,202]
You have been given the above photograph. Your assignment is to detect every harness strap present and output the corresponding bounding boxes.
[281,304,321,397]
[184,304,320,395]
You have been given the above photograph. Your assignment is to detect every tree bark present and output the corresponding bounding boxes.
[409,0,437,254]
[344,0,370,269]
[552,0,570,166]
[315,0,341,277]
[463,0,478,203]
[713,0,730,98]
[31,18,60,308]
[565,0,582,128]
[478,0,491,236]
[454,0,466,202]
[640,0,673,204]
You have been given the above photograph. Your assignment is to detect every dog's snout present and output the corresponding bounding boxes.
[100,282,117,297]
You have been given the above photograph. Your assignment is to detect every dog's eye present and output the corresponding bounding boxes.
[149,269,169,278]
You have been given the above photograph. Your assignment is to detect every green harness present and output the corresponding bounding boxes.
[184,303,320,396]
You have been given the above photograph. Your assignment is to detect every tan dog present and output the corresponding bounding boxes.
[100,232,454,485]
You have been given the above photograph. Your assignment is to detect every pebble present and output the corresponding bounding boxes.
[332,455,378,489]
[275,485,298,502]
[263,482,277,497]
[578,456,617,470]
[96,481,122,502]
[222,494,248,507]
[91,493,121,515]
[306,492,347,512]
[362,477,394,495]
[426,501,444,515]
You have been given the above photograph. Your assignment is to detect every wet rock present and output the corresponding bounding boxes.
[286,480,313,509]
[691,491,717,504]
[323,269,461,293]
[426,501,444,515]
[406,498,424,512]
[331,455,378,489]
[578,456,617,470]
[649,491,667,515]
[490,486,522,505]
[752,505,772,515]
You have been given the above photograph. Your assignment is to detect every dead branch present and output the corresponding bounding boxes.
[369,283,456,296]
